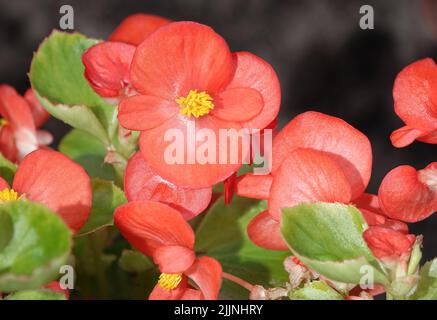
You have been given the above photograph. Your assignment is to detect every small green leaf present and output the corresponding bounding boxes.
[0,153,17,185]
[118,250,154,273]
[0,201,71,292]
[0,211,13,252]
[281,203,388,285]
[289,281,344,300]
[77,179,126,236]
[195,196,290,299]
[411,259,437,299]
[5,289,66,300]
[59,129,115,180]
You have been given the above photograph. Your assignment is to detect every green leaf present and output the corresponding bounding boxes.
[289,280,344,300]
[77,179,126,236]
[0,153,17,185]
[195,196,290,299]
[281,203,388,285]
[59,129,115,180]
[118,249,154,273]
[411,259,437,299]
[0,201,71,292]
[0,211,13,252]
[29,30,112,144]
[5,289,66,300]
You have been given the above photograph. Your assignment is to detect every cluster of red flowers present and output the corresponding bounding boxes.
[0,13,436,300]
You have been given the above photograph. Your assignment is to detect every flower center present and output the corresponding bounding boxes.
[419,168,437,192]
[158,273,182,290]
[176,89,214,118]
[0,118,8,127]
[0,188,22,203]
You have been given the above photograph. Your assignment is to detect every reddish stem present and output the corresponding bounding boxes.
[222,272,254,292]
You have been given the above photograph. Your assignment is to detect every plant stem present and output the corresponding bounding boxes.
[222,272,254,292]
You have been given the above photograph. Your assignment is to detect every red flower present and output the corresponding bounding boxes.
[391,58,437,147]
[378,162,437,222]
[124,152,212,220]
[114,200,222,300]
[237,112,378,250]
[45,281,70,299]
[0,149,92,233]
[0,85,51,162]
[109,13,171,46]
[363,226,415,262]
[84,21,280,188]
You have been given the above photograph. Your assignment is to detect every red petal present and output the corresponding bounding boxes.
[212,87,263,122]
[354,193,383,215]
[223,172,236,204]
[149,276,188,300]
[138,116,244,188]
[118,95,178,130]
[419,129,437,144]
[227,52,281,130]
[363,226,415,260]
[0,85,35,131]
[45,281,70,299]
[24,89,49,128]
[114,201,195,256]
[272,111,372,199]
[83,42,136,98]
[153,245,195,273]
[185,256,222,300]
[0,126,17,162]
[378,163,437,222]
[109,14,171,46]
[180,288,203,300]
[269,148,352,220]
[235,173,272,200]
[12,150,92,233]
[247,211,288,250]
[393,58,437,132]
[390,126,427,148]
[125,152,212,220]
[359,209,409,234]
[0,176,9,190]
[131,22,234,99]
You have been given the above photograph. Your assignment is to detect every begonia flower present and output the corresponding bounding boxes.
[0,85,52,162]
[84,21,280,188]
[378,162,437,222]
[124,152,212,220]
[114,200,222,300]
[391,58,437,147]
[0,149,92,233]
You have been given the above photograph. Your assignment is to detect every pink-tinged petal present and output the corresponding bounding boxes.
[149,276,188,300]
[109,14,171,46]
[131,22,235,99]
[269,148,352,220]
[83,42,136,98]
[419,128,437,144]
[212,87,263,122]
[272,111,372,199]
[227,52,281,130]
[235,173,272,200]
[153,245,195,273]
[247,211,288,251]
[125,152,212,220]
[24,89,49,128]
[114,201,195,256]
[363,226,415,261]
[390,126,427,148]
[0,126,17,163]
[36,130,53,146]
[0,176,9,190]
[378,163,437,222]
[118,95,178,130]
[185,256,222,300]
[354,193,384,215]
[12,150,92,233]
[393,58,437,132]
[139,115,245,188]
[359,209,409,234]
[180,288,203,300]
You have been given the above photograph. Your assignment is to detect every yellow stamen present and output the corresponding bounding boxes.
[0,118,8,127]
[176,89,214,118]
[158,273,182,290]
[0,188,23,203]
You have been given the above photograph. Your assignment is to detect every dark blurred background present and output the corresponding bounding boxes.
[0,0,436,258]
